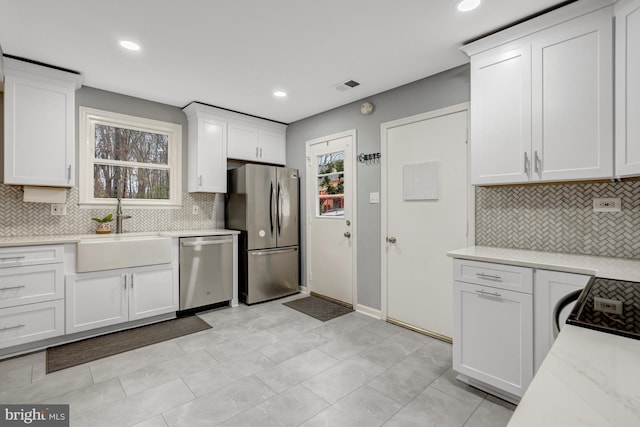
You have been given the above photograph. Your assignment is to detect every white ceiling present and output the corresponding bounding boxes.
[0,0,567,124]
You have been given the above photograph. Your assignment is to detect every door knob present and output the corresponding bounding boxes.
[346,220,351,226]
[344,232,351,238]
[387,237,397,243]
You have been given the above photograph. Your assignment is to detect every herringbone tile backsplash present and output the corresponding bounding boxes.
[476,181,640,259]
[0,184,220,236]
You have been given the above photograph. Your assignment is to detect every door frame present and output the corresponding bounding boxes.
[380,103,474,321]
[305,129,358,306]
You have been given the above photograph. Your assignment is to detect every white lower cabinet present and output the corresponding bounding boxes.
[453,281,533,399]
[66,264,177,334]
[0,300,65,349]
[533,269,590,372]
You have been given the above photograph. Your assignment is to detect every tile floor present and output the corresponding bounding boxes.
[0,294,516,426]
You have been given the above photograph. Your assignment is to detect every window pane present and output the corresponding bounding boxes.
[95,124,169,165]
[94,165,170,199]
[317,151,344,174]
[318,196,344,217]
[317,174,344,196]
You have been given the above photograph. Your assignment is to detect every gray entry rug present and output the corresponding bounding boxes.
[46,315,211,374]
[283,296,352,322]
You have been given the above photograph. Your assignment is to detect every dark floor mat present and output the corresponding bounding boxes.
[283,295,353,322]
[46,315,211,373]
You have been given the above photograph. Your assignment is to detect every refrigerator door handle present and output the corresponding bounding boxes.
[277,182,282,236]
[269,182,275,235]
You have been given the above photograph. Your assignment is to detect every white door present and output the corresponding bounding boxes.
[129,265,177,321]
[383,105,470,339]
[306,131,356,306]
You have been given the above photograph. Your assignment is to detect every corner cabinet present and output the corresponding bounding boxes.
[615,0,640,178]
[65,264,178,334]
[3,58,82,187]
[183,103,228,193]
[464,3,614,185]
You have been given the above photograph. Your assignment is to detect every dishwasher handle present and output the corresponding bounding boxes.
[181,239,233,247]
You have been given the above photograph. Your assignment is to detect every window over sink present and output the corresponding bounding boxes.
[78,107,182,207]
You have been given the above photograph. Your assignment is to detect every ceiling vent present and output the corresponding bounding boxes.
[333,79,360,91]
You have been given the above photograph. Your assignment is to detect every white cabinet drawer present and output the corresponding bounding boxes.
[0,300,64,349]
[453,259,533,294]
[0,264,64,308]
[0,245,64,268]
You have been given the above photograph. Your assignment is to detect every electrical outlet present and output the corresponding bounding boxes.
[369,192,380,204]
[593,296,623,315]
[50,204,67,216]
[593,198,621,212]
[192,205,199,215]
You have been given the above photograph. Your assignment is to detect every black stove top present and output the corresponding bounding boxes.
[566,277,640,340]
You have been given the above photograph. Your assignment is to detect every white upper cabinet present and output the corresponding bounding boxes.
[3,58,82,187]
[470,44,532,185]
[227,118,286,165]
[532,8,613,182]
[464,2,614,185]
[183,103,228,193]
[615,0,640,178]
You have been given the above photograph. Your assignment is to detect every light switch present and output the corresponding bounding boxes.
[370,192,380,204]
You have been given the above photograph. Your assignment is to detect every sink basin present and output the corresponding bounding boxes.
[76,234,173,272]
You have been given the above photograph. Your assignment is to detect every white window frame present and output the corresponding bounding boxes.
[79,106,182,208]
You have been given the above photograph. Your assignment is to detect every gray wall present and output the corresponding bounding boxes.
[286,64,470,310]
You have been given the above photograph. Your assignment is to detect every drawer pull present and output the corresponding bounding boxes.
[0,256,26,261]
[0,285,26,291]
[476,289,502,298]
[476,272,502,281]
[0,324,25,332]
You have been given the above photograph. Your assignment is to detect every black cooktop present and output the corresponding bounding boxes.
[566,277,640,340]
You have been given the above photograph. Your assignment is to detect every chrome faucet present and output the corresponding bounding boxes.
[115,197,132,234]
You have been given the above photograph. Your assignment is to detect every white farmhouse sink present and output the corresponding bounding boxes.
[76,233,173,272]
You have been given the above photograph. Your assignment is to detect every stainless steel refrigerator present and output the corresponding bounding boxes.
[226,164,299,304]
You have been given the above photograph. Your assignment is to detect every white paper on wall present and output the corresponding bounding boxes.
[403,161,440,200]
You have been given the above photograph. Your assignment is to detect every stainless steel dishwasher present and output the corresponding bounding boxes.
[179,236,233,311]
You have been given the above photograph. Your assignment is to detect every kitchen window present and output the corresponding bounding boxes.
[79,107,182,207]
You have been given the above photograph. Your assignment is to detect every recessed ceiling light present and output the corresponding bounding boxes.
[273,91,287,98]
[457,0,481,12]
[119,40,141,51]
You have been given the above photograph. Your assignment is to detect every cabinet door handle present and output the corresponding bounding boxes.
[0,256,26,261]
[67,165,72,182]
[534,150,541,174]
[256,146,259,158]
[524,152,530,176]
[123,274,127,290]
[476,272,502,281]
[0,285,26,291]
[476,289,502,298]
[0,324,25,332]
[198,175,203,187]
[130,274,134,288]
[259,147,263,158]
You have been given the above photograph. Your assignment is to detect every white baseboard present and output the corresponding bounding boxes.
[355,304,382,320]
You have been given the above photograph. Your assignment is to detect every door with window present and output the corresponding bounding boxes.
[306,131,355,306]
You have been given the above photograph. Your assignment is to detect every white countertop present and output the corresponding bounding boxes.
[447,246,640,282]
[507,325,640,427]
[0,229,240,247]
